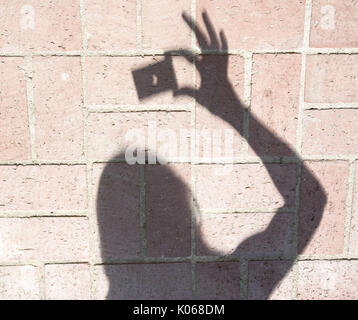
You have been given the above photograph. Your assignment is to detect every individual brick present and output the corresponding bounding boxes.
[146,164,191,257]
[93,263,192,299]
[305,55,358,103]
[196,0,305,50]
[297,260,358,299]
[248,260,294,300]
[45,264,91,300]
[0,165,87,210]
[87,111,191,161]
[302,109,358,156]
[349,161,358,254]
[196,213,295,258]
[310,0,358,48]
[298,161,348,255]
[92,163,141,262]
[250,54,301,156]
[0,266,40,300]
[85,56,193,105]
[195,164,297,211]
[142,0,191,50]
[0,0,81,52]
[195,262,240,299]
[0,57,31,160]
[0,217,89,263]
[33,56,83,160]
[195,55,245,160]
[85,0,137,51]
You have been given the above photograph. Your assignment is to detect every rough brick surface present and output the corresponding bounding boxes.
[196,213,295,258]
[45,264,91,300]
[85,0,137,51]
[195,262,240,299]
[87,111,191,160]
[0,0,81,52]
[195,164,297,211]
[1,0,358,300]
[248,260,294,300]
[297,260,358,299]
[93,263,192,299]
[250,54,301,156]
[0,217,90,263]
[0,57,30,160]
[85,56,193,105]
[93,162,141,261]
[0,165,87,210]
[299,161,348,255]
[146,164,192,257]
[142,0,191,50]
[195,55,245,160]
[33,56,83,160]
[0,266,39,300]
[196,0,305,50]
[305,55,358,103]
[302,109,358,156]
[310,0,358,48]
[349,161,358,254]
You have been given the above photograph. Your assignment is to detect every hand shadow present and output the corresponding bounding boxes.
[96,11,327,300]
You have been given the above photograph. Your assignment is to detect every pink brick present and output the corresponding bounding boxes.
[93,163,141,261]
[196,0,305,50]
[310,0,358,48]
[0,57,30,160]
[0,165,87,210]
[142,0,191,50]
[195,55,245,160]
[196,213,295,257]
[33,56,83,160]
[195,262,240,299]
[85,56,193,105]
[87,112,191,161]
[0,266,39,300]
[93,263,192,299]
[0,217,89,263]
[305,55,358,103]
[146,164,191,257]
[85,0,137,51]
[45,264,90,300]
[297,260,358,299]
[302,109,358,156]
[248,260,294,300]
[195,164,297,211]
[349,161,358,254]
[0,0,81,52]
[299,161,348,255]
[250,54,301,156]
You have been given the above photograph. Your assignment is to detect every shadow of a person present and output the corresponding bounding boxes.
[96,11,327,300]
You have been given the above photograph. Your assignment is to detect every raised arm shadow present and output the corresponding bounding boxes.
[96,11,327,300]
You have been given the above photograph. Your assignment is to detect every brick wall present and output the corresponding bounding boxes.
[0,0,357,299]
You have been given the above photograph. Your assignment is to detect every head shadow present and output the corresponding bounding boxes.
[96,150,209,299]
